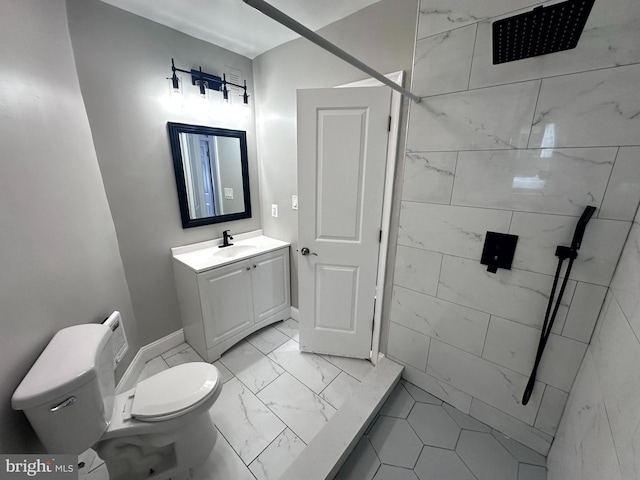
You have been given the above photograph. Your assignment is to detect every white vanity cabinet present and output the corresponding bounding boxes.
[172,236,290,362]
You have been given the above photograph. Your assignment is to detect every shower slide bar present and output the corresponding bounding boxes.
[522,205,596,405]
[242,0,422,104]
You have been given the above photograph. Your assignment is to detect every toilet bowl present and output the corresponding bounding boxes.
[12,324,222,480]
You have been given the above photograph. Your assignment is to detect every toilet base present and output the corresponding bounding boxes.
[96,414,217,480]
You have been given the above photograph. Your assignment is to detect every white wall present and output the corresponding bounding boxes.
[66,0,261,345]
[0,0,139,452]
[253,0,418,307]
[548,208,640,479]
[387,0,640,454]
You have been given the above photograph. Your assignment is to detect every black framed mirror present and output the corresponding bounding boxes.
[168,122,251,228]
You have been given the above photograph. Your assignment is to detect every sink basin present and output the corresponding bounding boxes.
[212,244,258,258]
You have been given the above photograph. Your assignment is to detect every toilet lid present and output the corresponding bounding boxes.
[131,362,219,420]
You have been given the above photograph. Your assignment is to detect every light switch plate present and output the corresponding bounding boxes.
[224,188,233,199]
[292,195,298,210]
[271,204,278,217]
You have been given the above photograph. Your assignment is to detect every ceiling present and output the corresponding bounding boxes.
[99,0,382,59]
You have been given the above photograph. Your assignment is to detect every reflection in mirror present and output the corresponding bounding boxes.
[168,123,251,228]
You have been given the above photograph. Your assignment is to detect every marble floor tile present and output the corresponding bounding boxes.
[191,427,255,480]
[320,371,361,410]
[334,437,380,480]
[212,360,233,383]
[274,318,299,341]
[268,339,341,394]
[209,377,285,464]
[321,354,375,381]
[456,431,519,480]
[257,372,336,444]
[368,416,423,468]
[493,430,547,467]
[160,342,190,359]
[442,403,491,433]
[219,341,284,393]
[373,464,419,480]
[163,345,205,367]
[379,383,415,419]
[401,380,443,405]
[136,356,169,383]
[414,447,476,480]
[519,464,547,480]
[246,324,290,354]
[407,403,461,449]
[248,428,306,480]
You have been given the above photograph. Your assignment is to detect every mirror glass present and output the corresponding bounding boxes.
[168,123,251,228]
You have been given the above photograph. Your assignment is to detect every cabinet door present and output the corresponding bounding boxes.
[251,248,291,324]
[198,260,253,348]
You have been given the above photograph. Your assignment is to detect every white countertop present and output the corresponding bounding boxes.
[171,231,290,273]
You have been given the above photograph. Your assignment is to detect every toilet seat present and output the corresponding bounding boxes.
[131,362,220,422]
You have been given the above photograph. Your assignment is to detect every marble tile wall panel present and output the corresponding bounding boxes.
[438,255,575,331]
[387,321,430,372]
[482,316,587,392]
[508,212,630,286]
[529,64,640,149]
[546,352,623,480]
[393,245,442,296]
[397,203,512,260]
[416,0,542,39]
[562,282,608,344]
[452,148,617,217]
[470,0,640,89]
[427,339,544,424]
[406,80,540,152]
[469,400,552,456]
[599,147,640,221]
[610,223,640,338]
[390,285,489,356]
[402,151,457,204]
[402,364,473,414]
[412,24,476,97]
[534,386,568,437]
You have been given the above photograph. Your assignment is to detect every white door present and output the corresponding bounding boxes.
[297,86,392,358]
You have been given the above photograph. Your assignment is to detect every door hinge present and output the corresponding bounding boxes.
[388,115,392,132]
[379,229,383,243]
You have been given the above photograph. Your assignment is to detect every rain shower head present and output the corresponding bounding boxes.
[492,0,596,65]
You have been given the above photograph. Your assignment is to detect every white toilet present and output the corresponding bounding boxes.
[12,324,222,480]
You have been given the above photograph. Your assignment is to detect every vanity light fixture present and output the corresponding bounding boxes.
[168,58,249,104]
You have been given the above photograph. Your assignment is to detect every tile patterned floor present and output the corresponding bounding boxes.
[86,318,374,480]
[335,381,547,480]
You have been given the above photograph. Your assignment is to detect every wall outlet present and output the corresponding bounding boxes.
[292,195,298,210]
[271,204,278,217]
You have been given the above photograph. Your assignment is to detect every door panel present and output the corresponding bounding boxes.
[297,86,391,358]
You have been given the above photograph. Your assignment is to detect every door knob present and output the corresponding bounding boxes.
[300,247,317,256]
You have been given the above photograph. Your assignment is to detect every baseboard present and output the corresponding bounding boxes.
[290,306,299,321]
[116,329,185,394]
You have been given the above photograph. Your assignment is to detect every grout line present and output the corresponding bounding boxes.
[531,384,547,433]
[406,144,640,154]
[466,23,479,90]
[449,152,459,205]
[526,79,544,148]
[597,146,620,218]
[480,316,492,358]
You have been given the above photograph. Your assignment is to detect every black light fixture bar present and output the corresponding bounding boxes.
[169,58,249,104]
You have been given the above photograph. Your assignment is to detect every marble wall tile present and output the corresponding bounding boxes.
[402,151,457,204]
[610,223,640,337]
[535,386,569,437]
[413,24,476,97]
[438,255,575,331]
[508,212,630,286]
[427,339,544,425]
[391,285,489,356]
[482,316,587,392]
[398,203,511,260]
[590,296,640,456]
[599,147,640,221]
[401,364,472,413]
[470,0,640,89]
[387,321,430,372]
[529,64,640,148]
[406,80,540,152]
[470,399,552,456]
[452,148,617,217]
[393,245,442,296]
[562,282,608,343]
[416,0,542,39]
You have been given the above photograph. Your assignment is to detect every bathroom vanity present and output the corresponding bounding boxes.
[172,232,290,361]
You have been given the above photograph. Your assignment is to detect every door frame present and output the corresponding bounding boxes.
[334,71,403,364]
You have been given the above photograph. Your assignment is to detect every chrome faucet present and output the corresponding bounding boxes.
[220,230,234,248]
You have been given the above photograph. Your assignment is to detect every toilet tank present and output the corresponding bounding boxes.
[12,324,115,454]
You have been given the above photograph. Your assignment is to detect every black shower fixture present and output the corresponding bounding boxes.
[492,0,596,64]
